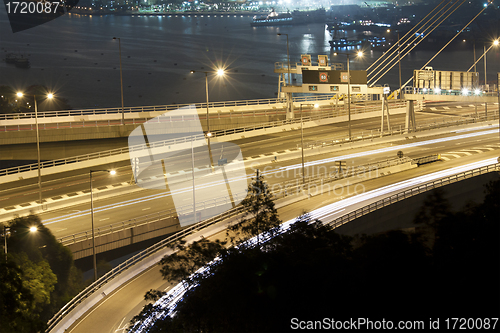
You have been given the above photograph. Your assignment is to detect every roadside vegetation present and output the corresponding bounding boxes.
[0,214,84,333]
[130,173,499,332]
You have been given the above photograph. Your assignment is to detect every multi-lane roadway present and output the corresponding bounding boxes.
[0,101,498,241]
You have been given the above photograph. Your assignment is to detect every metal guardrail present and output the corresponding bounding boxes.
[0,95,381,132]
[0,94,337,122]
[274,62,345,71]
[404,86,499,97]
[328,162,500,229]
[0,100,405,177]
[58,191,247,246]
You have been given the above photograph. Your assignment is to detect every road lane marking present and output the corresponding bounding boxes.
[115,317,127,332]
[448,151,472,156]
[440,154,461,158]
[142,207,151,211]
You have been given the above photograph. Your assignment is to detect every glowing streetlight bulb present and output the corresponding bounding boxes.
[16,92,23,97]
[109,170,116,175]
[29,226,37,232]
[217,69,224,76]
[47,93,54,99]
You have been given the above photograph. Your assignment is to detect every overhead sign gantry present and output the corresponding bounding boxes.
[274,53,384,119]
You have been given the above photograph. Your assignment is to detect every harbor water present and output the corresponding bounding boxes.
[1,12,499,110]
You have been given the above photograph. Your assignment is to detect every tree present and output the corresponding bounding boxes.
[4,214,84,323]
[226,169,282,248]
[13,252,57,309]
[159,238,227,287]
[0,260,44,333]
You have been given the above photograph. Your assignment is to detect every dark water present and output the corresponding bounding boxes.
[1,12,500,110]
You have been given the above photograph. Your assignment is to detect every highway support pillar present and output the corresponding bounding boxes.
[277,73,285,102]
[405,100,416,133]
[380,95,391,137]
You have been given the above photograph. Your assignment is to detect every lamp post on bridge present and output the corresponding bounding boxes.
[299,103,318,186]
[277,33,291,86]
[333,51,364,141]
[189,68,225,171]
[113,37,125,125]
[16,91,54,208]
[90,169,116,281]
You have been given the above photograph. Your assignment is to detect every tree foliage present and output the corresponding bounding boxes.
[0,260,44,333]
[227,169,282,248]
[1,214,84,329]
[159,238,227,286]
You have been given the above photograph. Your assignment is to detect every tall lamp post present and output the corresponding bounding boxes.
[113,37,125,125]
[299,103,318,185]
[334,51,363,141]
[16,92,54,207]
[190,69,225,170]
[90,169,116,281]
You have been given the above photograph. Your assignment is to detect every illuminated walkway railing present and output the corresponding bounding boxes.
[0,94,336,122]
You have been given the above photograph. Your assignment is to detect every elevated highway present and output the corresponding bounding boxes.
[49,152,500,333]
[0,112,498,260]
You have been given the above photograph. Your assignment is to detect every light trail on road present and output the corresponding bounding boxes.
[41,128,499,228]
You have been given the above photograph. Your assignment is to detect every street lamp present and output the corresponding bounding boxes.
[484,40,500,89]
[113,37,125,125]
[90,169,116,281]
[277,33,291,86]
[333,51,364,141]
[3,224,37,261]
[16,91,54,207]
[299,103,318,186]
[190,69,225,170]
